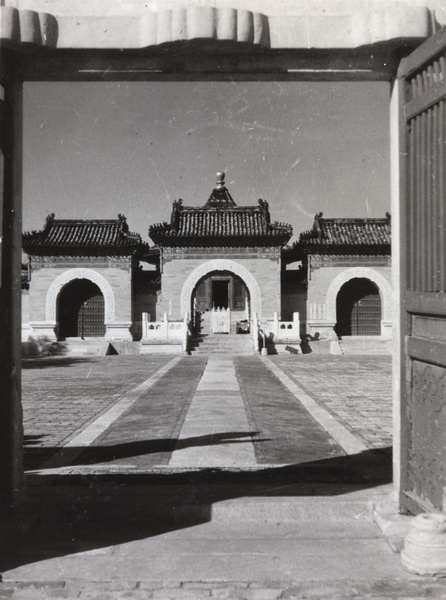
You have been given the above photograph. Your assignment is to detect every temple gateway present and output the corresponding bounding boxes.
[22,173,391,355]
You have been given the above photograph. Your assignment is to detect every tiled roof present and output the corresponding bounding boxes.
[23,214,149,257]
[282,213,391,261]
[149,199,292,247]
[299,213,391,247]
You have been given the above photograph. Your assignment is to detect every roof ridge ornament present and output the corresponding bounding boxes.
[205,172,237,208]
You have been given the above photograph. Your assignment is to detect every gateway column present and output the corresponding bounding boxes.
[0,49,24,513]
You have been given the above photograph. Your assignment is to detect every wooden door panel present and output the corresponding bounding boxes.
[78,294,105,337]
[399,27,446,513]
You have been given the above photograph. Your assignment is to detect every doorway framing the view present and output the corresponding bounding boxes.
[0,1,441,514]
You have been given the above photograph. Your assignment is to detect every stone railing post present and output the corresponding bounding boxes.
[183,312,189,354]
[293,312,300,337]
[252,313,259,353]
[142,312,149,338]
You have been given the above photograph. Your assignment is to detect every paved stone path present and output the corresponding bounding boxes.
[169,357,257,467]
[4,355,434,600]
[22,356,174,470]
[269,355,392,450]
[22,354,392,473]
[235,357,345,464]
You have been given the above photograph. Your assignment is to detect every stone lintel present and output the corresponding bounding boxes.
[0,2,433,54]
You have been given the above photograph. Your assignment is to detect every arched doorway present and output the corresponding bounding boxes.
[192,271,250,334]
[335,278,381,337]
[58,279,106,339]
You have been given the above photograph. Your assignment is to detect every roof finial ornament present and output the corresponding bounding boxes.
[216,171,225,189]
[205,171,236,207]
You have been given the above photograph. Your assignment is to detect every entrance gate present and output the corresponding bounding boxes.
[399,27,446,513]
[194,272,249,312]
[58,280,106,339]
[336,279,381,337]
[0,2,442,513]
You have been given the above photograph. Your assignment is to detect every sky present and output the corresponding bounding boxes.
[23,81,390,244]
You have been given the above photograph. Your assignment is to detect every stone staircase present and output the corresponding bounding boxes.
[188,333,255,355]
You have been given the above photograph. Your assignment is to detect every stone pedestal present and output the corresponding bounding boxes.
[401,513,446,576]
[105,322,133,341]
[29,321,57,341]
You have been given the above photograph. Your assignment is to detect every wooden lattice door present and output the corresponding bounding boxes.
[399,27,446,513]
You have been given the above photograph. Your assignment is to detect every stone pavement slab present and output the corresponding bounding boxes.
[3,482,443,598]
[3,352,414,599]
[73,357,208,469]
[22,355,175,469]
[169,358,257,468]
[268,355,392,450]
[235,357,346,465]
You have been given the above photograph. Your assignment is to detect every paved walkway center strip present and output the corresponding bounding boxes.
[168,357,257,467]
[37,356,183,470]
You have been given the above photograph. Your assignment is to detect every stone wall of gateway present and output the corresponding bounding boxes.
[305,256,392,339]
[25,257,134,340]
[158,248,283,321]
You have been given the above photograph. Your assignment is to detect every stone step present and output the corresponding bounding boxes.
[189,334,254,355]
[1,579,442,600]
[24,482,378,524]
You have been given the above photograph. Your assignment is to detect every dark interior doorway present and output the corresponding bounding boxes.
[335,278,381,336]
[193,272,249,312]
[212,279,229,309]
[58,279,106,339]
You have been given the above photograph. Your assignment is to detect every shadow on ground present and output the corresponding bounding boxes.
[1,447,392,574]
[22,356,101,369]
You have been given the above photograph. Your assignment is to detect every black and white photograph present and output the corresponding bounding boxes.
[1,1,446,598]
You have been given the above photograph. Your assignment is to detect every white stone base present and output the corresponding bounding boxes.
[21,323,33,341]
[140,342,183,355]
[29,322,57,340]
[307,321,337,340]
[105,322,133,341]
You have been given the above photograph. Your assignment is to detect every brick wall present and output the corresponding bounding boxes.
[27,257,133,326]
[159,248,282,320]
[305,256,392,337]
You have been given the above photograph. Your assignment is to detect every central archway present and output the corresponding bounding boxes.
[180,260,261,318]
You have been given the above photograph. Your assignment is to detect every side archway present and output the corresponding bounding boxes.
[46,268,115,323]
[325,267,392,327]
[180,260,261,318]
